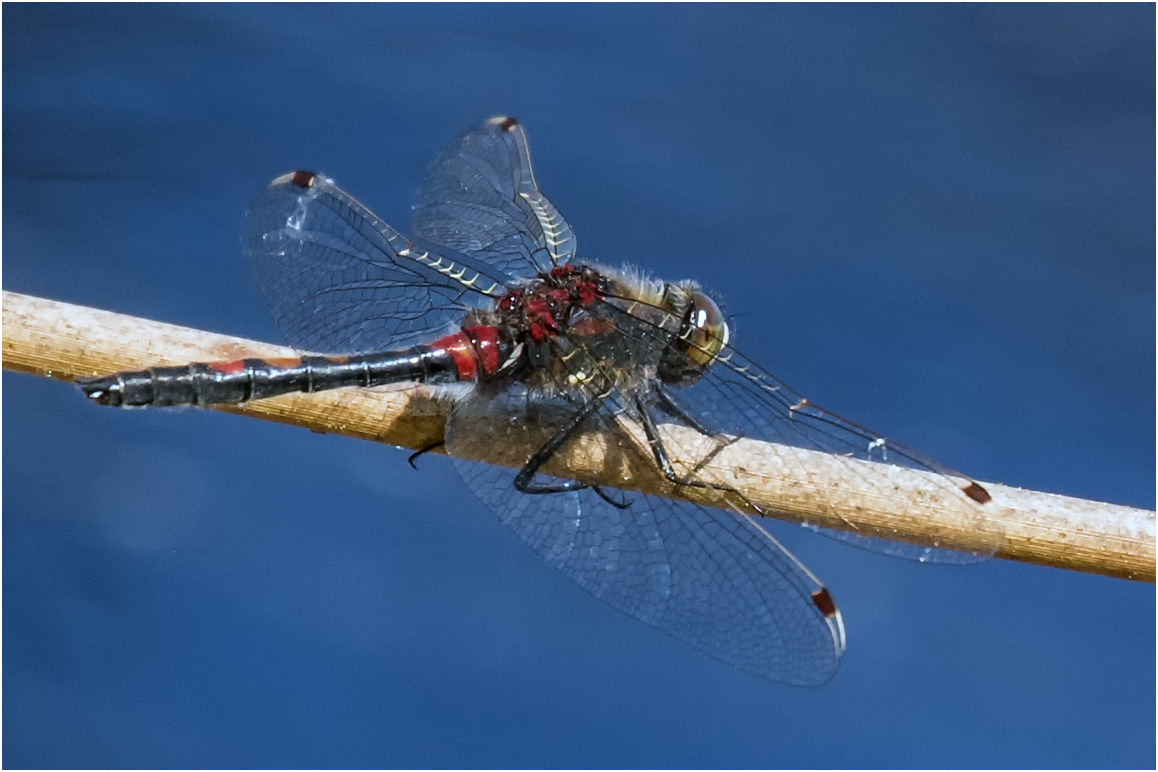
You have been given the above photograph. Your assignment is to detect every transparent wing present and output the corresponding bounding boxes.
[412,116,577,279]
[641,330,1003,564]
[505,289,1000,564]
[244,171,510,354]
[445,389,846,687]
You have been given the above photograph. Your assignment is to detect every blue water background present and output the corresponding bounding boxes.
[4,4,1154,768]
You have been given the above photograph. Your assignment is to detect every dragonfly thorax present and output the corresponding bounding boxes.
[477,263,726,394]
[494,264,610,345]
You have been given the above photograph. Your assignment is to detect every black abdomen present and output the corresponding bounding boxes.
[77,350,458,408]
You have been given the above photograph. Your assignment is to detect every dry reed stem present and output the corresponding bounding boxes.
[5,290,1152,582]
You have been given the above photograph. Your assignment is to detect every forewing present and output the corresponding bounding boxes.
[650,337,1003,563]
[412,116,577,278]
[244,171,509,354]
[444,389,846,687]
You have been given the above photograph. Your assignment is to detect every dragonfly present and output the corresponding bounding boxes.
[77,116,1000,686]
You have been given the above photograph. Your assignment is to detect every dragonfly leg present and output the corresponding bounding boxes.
[634,394,755,509]
[591,486,631,510]
[514,395,605,496]
[653,384,715,437]
[408,440,445,469]
[635,394,682,482]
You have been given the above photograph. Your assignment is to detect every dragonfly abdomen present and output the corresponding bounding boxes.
[76,326,514,408]
[78,354,410,407]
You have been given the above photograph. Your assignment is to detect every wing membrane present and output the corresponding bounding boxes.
[244,172,508,353]
[647,334,1001,562]
[412,116,577,279]
[240,117,996,688]
[565,295,1002,563]
[445,389,846,687]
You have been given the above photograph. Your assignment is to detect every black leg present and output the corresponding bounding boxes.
[654,384,715,437]
[633,393,752,509]
[635,393,681,481]
[514,395,606,495]
[592,485,631,510]
[408,440,444,469]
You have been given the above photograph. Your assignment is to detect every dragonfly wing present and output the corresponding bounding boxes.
[640,333,1004,563]
[802,526,990,564]
[412,116,577,279]
[444,389,846,686]
[244,172,510,354]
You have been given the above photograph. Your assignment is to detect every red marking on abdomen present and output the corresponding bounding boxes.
[465,326,502,378]
[431,331,479,382]
[209,359,248,375]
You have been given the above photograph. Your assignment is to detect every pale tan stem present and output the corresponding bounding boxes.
[4,290,1153,582]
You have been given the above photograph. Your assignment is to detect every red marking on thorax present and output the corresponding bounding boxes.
[576,284,599,305]
[504,265,607,346]
[568,317,614,338]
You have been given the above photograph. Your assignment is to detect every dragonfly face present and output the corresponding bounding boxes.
[658,283,730,386]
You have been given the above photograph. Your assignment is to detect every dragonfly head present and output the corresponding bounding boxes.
[658,285,730,385]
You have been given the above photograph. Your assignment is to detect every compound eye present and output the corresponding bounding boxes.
[681,292,729,369]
